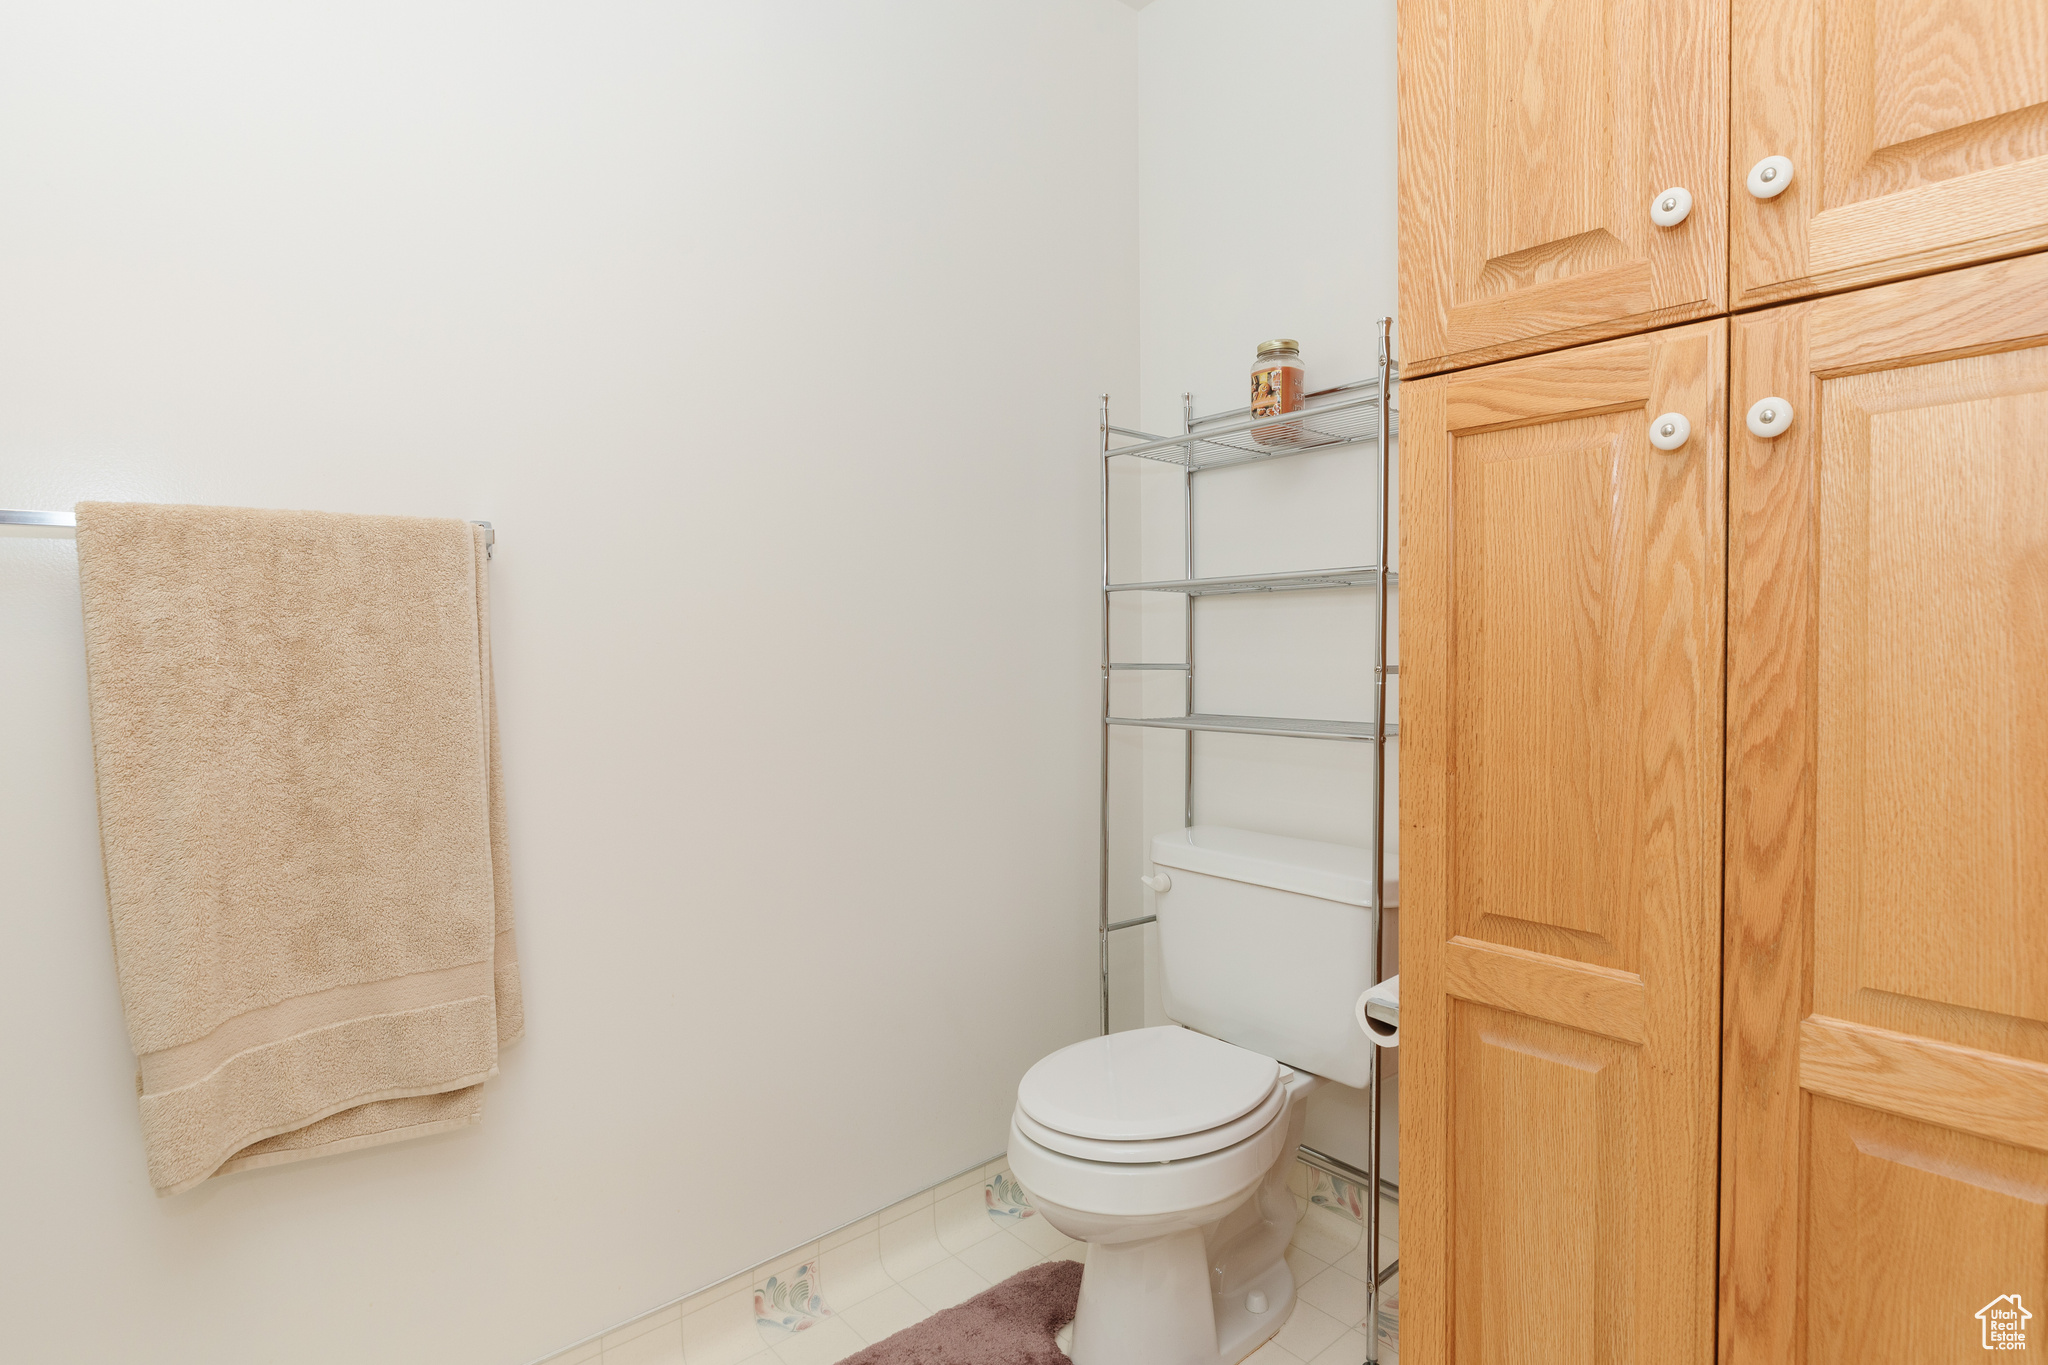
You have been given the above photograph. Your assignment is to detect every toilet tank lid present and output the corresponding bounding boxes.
[1150,825,1397,908]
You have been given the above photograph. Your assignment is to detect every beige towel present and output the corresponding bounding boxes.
[75,502,522,1194]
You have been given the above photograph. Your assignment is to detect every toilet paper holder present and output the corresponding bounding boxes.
[1356,975,1400,1048]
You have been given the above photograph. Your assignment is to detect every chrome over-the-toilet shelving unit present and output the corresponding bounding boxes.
[1096,318,1398,1359]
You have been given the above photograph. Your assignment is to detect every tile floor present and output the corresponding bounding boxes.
[535,1158,1397,1365]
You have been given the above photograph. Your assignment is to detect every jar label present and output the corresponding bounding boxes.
[1251,365,1297,418]
[1245,366,1277,419]
[1251,364,1305,445]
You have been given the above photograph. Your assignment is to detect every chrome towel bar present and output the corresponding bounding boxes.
[2,508,497,557]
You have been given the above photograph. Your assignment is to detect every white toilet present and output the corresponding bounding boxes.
[1006,825,1391,1365]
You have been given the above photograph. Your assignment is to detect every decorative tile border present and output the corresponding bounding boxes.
[531,1155,1033,1365]
[1308,1167,1366,1221]
[1375,1274,1400,1356]
[531,1154,1394,1364]
[1300,1158,1398,1227]
[984,1169,1034,1221]
[753,1261,830,1338]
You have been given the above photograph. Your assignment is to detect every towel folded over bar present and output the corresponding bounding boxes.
[75,502,522,1194]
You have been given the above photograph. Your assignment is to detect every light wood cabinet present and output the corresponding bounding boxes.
[1399,0,2048,374]
[1400,320,1726,1365]
[1393,2,2048,1353]
[1722,252,2048,1365]
[1396,0,1728,378]
[1731,0,2048,308]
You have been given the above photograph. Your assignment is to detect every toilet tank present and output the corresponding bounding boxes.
[1149,825,1395,1089]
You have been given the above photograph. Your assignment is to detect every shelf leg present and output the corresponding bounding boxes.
[1182,391,1196,830]
[1100,392,1112,1037]
[1364,315,1396,1365]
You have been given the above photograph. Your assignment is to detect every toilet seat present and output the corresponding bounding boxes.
[1012,1080,1288,1164]
[1005,1065,1319,1224]
[1017,1025,1281,1147]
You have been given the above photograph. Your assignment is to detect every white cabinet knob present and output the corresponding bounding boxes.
[1650,186,1693,227]
[1746,155,1795,200]
[1746,397,1795,438]
[1140,872,1172,893]
[1649,412,1692,450]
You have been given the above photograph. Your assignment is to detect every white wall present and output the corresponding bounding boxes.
[0,4,1137,1362]
[1132,0,1401,1176]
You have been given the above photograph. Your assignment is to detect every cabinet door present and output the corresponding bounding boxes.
[1724,254,2048,1364]
[1397,0,1727,378]
[1401,321,1724,1364]
[1732,0,2048,307]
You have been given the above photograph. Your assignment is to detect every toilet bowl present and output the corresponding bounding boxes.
[1005,1025,1322,1365]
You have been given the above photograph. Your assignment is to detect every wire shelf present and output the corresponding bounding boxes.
[1183,370,1400,428]
[1106,565,1396,596]
[1104,712,1396,742]
[1105,389,1395,471]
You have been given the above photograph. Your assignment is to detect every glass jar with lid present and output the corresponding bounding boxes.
[1250,339,1304,446]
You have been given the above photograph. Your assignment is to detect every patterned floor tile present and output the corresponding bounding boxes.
[983,1168,1034,1222]
[753,1260,831,1339]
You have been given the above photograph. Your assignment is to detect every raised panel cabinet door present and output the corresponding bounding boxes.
[1724,253,2048,1365]
[1732,0,2048,307]
[1401,320,1725,1365]
[1397,0,1728,378]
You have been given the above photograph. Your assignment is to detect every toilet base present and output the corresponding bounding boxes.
[1059,1107,1307,1365]
[1068,1224,1215,1365]
[1064,1228,1296,1365]
[1212,1254,1296,1365]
